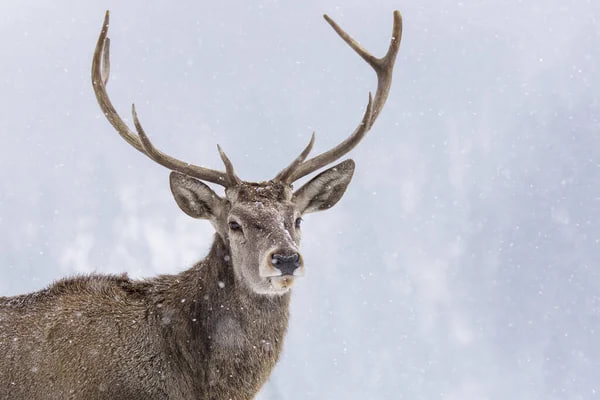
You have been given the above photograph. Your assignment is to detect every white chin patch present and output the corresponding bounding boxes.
[269,276,295,292]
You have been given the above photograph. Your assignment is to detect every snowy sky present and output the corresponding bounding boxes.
[1,1,599,398]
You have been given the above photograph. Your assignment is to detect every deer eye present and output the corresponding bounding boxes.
[228,221,242,232]
[295,217,303,229]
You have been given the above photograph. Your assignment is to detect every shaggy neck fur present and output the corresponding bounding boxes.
[140,234,292,398]
[149,235,291,395]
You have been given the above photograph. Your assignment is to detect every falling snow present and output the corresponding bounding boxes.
[1,1,599,399]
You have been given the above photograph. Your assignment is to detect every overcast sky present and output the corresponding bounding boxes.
[1,1,599,398]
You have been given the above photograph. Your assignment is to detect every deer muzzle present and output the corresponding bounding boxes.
[261,250,304,278]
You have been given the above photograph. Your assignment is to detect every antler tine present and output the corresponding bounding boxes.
[288,94,373,183]
[274,132,315,182]
[323,10,402,125]
[92,10,231,186]
[129,105,227,184]
[282,11,402,183]
[92,11,143,153]
[217,145,241,186]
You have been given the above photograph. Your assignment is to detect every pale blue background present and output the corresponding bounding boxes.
[1,1,599,398]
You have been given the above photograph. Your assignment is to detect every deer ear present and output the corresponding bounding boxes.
[292,159,355,214]
[169,172,223,219]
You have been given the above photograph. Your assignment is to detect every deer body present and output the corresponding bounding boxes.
[0,236,289,399]
[0,10,401,400]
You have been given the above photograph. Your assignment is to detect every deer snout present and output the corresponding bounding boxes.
[270,251,303,277]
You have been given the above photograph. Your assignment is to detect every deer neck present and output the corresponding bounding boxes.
[149,235,291,396]
[151,233,291,346]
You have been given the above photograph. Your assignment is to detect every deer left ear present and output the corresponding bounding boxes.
[169,172,223,219]
[292,159,355,214]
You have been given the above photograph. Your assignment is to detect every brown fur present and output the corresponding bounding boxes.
[0,236,289,399]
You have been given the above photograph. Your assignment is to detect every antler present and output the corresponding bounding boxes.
[275,10,402,183]
[92,11,239,187]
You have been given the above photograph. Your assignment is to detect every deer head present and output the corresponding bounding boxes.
[91,11,401,296]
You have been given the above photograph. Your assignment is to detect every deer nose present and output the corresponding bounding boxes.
[271,252,301,276]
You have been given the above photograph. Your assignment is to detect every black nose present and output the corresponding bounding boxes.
[271,252,301,275]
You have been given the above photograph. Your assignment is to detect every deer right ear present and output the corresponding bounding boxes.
[169,172,223,219]
[292,159,355,214]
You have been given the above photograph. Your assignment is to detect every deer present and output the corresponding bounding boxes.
[0,9,402,400]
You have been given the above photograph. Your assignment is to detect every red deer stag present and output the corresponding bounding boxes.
[0,10,402,400]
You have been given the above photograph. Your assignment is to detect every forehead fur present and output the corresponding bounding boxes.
[226,181,292,204]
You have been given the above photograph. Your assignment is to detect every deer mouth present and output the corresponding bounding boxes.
[268,276,296,291]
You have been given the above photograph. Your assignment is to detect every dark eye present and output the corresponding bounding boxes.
[295,217,303,229]
[229,221,242,232]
